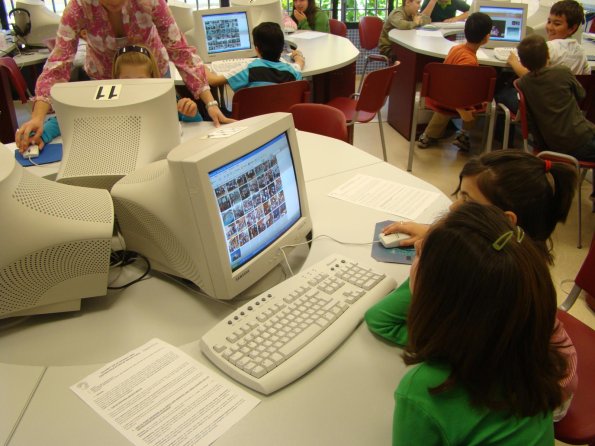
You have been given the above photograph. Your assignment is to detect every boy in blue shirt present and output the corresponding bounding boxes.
[207,22,305,91]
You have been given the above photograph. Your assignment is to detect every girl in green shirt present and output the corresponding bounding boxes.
[391,203,567,445]
[291,0,330,32]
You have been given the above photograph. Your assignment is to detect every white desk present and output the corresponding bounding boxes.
[0,123,451,445]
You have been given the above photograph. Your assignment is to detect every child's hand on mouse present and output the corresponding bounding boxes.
[382,221,429,247]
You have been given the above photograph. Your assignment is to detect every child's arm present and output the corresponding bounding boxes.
[177,98,198,118]
[40,116,62,148]
[364,278,412,346]
[420,0,438,19]
[444,11,469,22]
[206,66,228,87]
[291,50,305,70]
[507,52,529,77]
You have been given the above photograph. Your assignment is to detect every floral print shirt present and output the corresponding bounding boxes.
[34,0,209,104]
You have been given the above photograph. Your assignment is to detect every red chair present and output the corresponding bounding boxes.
[231,80,310,120]
[358,16,389,92]
[329,18,347,38]
[326,62,400,161]
[554,234,595,445]
[514,80,595,248]
[289,103,349,143]
[0,57,31,144]
[407,63,497,172]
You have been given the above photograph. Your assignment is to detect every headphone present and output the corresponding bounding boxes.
[8,8,32,37]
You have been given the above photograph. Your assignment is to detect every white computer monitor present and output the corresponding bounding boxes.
[111,112,312,301]
[168,0,194,34]
[193,6,256,62]
[51,78,182,190]
[473,1,529,48]
[0,146,114,319]
[230,0,283,28]
[15,0,59,47]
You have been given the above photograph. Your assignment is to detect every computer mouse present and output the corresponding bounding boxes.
[22,144,40,159]
[379,232,403,249]
[285,40,297,51]
[421,24,439,31]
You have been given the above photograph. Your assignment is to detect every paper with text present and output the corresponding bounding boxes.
[328,174,440,220]
[71,338,260,446]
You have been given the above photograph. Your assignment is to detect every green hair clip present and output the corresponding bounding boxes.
[492,227,525,251]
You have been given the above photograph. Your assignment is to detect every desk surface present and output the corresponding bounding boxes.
[0,123,450,445]
[172,32,359,84]
[388,28,595,69]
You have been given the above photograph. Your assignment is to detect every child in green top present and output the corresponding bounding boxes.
[291,0,330,32]
[390,202,566,444]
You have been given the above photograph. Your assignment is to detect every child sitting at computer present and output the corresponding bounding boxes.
[389,202,568,443]
[207,22,305,92]
[516,34,595,162]
[39,44,201,147]
[417,12,493,152]
[495,0,590,131]
[378,0,433,61]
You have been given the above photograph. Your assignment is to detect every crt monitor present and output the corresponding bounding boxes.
[111,112,312,301]
[0,147,113,319]
[51,78,182,190]
[193,6,256,62]
[168,0,194,34]
[473,1,529,49]
[230,0,283,29]
[15,0,60,47]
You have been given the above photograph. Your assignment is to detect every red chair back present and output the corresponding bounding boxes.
[358,16,384,51]
[231,80,310,120]
[421,63,497,111]
[356,62,400,114]
[289,103,349,142]
[329,19,347,37]
[555,308,595,445]
[575,234,595,296]
[512,80,530,141]
[0,57,29,103]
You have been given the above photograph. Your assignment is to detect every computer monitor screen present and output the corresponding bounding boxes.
[230,0,283,28]
[51,78,181,190]
[475,1,528,48]
[111,113,312,301]
[210,131,301,271]
[193,6,256,62]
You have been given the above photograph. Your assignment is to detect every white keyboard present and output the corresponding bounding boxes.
[201,254,397,394]
[494,47,517,61]
[210,58,253,75]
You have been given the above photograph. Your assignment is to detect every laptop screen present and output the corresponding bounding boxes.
[478,4,527,47]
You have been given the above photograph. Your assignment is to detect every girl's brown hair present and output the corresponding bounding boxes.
[405,202,567,417]
[454,150,577,264]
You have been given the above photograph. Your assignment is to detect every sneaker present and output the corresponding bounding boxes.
[453,132,471,152]
[417,133,438,148]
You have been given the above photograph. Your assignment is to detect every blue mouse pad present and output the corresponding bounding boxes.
[371,220,416,265]
[15,143,63,167]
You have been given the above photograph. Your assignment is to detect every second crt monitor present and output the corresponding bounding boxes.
[473,1,529,48]
[111,113,312,301]
[193,6,256,62]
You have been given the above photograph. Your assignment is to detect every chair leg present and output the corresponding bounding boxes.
[378,116,387,162]
[346,122,355,145]
[577,168,588,249]
[407,93,420,172]
[501,107,511,150]
[358,59,370,94]
[485,101,495,152]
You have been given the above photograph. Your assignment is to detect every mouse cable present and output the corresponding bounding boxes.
[108,250,152,290]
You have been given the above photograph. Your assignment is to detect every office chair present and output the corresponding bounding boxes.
[514,80,595,249]
[554,233,595,445]
[230,80,310,120]
[329,18,347,37]
[407,63,497,172]
[326,62,400,161]
[0,57,31,143]
[289,103,349,143]
[358,16,389,92]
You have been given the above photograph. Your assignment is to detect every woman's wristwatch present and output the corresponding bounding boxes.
[206,100,218,108]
